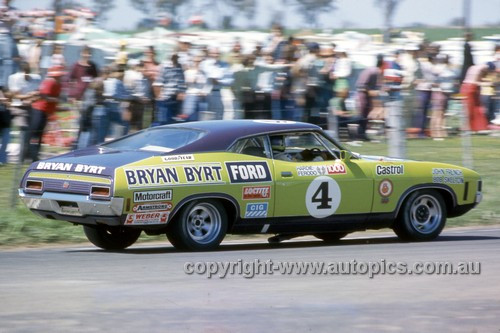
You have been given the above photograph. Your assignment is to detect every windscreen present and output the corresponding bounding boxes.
[102,128,205,152]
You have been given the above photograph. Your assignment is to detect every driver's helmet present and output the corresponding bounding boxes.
[270,135,285,151]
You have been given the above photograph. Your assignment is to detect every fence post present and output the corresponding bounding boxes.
[458,96,474,169]
[327,107,339,141]
[386,99,406,159]
[11,126,27,208]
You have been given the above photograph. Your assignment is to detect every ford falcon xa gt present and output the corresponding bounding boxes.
[19,120,482,251]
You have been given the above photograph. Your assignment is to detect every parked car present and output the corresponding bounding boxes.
[19,120,482,251]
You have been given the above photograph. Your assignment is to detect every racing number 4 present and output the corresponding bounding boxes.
[305,176,341,218]
[312,182,332,209]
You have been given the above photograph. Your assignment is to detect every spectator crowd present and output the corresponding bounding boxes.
[0,9,499,164]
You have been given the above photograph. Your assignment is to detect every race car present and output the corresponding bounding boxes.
[19,120,482,251]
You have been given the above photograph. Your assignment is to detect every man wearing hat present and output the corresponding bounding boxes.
[27,65,65,161]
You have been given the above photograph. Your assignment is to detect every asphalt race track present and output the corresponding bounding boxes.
[1,227,499,332]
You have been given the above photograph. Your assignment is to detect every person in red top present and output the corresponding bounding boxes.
[27,65,65,161]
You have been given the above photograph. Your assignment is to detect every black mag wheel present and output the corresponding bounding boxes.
[83,225,141,250]
[393,189,446,241]
[167,199,227,251]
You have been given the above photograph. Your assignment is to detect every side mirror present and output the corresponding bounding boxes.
[340,150,353,162]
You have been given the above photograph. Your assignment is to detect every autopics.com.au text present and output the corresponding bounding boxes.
[184,259,481,279]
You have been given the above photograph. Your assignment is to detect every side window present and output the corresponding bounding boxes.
[228,136,270,158]
[270,132,335,162]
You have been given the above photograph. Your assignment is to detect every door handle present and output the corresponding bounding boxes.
[281,171,293,177]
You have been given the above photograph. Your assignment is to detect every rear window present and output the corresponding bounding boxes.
[102,128,205,152]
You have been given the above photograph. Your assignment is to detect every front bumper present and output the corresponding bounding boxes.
[19,189,124,226]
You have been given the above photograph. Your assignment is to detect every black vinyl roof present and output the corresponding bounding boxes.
[166,120,321,153]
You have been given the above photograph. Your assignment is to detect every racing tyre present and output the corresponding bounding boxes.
[314,232,348,243]
[393,189,446,241]
[83,225,141,250]
[167,199,227,251]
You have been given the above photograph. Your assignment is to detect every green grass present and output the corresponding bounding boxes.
[325,27,500,42]
[1,135,499,246]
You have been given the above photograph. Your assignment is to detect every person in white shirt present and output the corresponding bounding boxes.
[181,55,207,122]
[200,48,233,120]
[6,61,41,162]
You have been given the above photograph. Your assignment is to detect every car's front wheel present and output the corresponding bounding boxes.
[167,199,227,251]
[393,189,446,241]
[83,225,141,250]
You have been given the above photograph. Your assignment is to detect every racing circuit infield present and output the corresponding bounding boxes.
[1,226,499,332]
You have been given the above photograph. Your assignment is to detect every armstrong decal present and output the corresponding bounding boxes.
[432,168,464,184]
[125,167,179,188]
[125,212,169,225]
[183,163,223,184]
[36,162,106,174]
[376,164,404,176]
[225,162,272,183]
[134,189,172,202]
[161,154,195,162]
[244,202,268,218]
[132,202,173,213]
[242,186,271,200]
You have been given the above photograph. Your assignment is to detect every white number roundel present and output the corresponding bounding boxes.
[305,176,341,218]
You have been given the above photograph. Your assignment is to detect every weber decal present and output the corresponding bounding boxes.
[161,154,195,162]
[125,167,179,188]
[226,162,272,183]
[132,202,173,213]
[242,186,271,200]
[36,162,106,174]
[183,163,223,184]
[245,203,268,218]
[432,168,464,184]
[376,164,404,176]
[134,189,172,202]
[125,212,169,225]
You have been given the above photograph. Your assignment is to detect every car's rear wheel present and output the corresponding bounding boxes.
[314,232,348,243]
[393,189,446,241]
[167,199,227,251]
[83,225,141,250]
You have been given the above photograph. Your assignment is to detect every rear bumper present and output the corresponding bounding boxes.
[19,189,124,226]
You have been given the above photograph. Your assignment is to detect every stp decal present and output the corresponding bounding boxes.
[305,176,341,218]
[242,186,271,200]
[125,212,169,225]
[245,203,268,218]
[226,162,272,183]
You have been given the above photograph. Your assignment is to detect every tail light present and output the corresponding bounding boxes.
[26,180,43,192]
[90,185,110,199]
